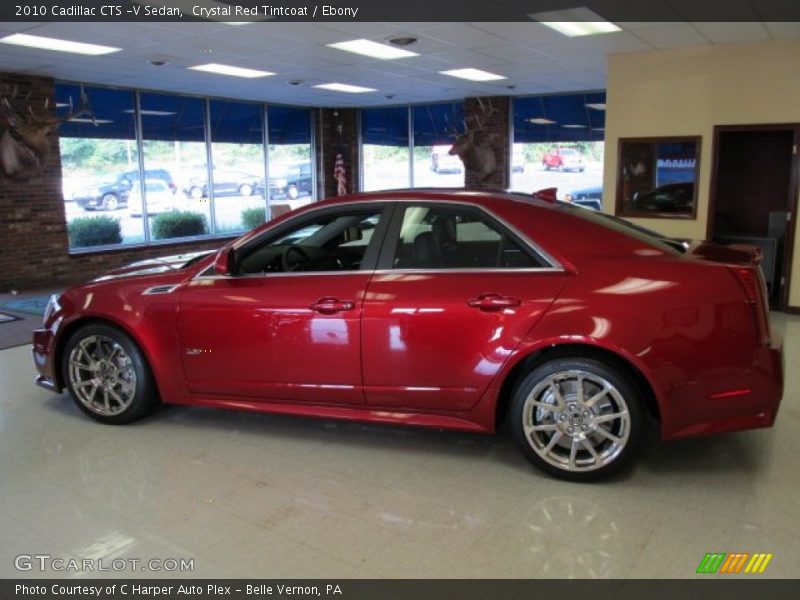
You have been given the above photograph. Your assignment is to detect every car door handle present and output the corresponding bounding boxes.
[467,293,521,311]
[309,298,355,314]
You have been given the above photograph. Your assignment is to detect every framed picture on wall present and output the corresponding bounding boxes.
[616,136,701,219]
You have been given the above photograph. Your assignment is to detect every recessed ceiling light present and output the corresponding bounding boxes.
[439,68,506,82]
[528,117,557,125]
[563,124,587,128]
[388,37,418,47]
[0,33,121,55]
[188,63,274,78]
[313,83,376,93]
[530,7,621,37]
[586,103,606,110]
[328,39,418,60]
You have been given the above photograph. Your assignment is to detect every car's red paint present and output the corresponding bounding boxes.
[33,189,783,441]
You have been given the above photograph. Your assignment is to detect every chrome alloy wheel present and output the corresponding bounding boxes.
[521,370,631,473]
[67,335,137,417]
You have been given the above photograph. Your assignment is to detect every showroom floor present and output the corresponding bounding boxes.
[1,314,798,579]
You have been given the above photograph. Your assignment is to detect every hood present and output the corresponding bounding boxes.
[92,250,215,282]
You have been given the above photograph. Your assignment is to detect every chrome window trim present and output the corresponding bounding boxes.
[196,196,563,281]
[372,267,564,275]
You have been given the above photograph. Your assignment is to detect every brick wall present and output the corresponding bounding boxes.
[463,96,510,190]
[315,107,359,199]
[0,73,231,293]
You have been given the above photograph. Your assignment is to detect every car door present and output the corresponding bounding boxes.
[177,203,392,405]
[362,202,566,411]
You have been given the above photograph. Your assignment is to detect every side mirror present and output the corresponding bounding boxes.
[213,247,234,276]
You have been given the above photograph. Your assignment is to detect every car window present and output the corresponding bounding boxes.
[237,210,382,274]
[392,205,542,270]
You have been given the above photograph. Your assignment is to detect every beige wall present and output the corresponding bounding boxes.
[603,39,800,308]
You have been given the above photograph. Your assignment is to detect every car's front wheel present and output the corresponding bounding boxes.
[510,358,643,481]
[62,324,159,425]
[102,193,119,211]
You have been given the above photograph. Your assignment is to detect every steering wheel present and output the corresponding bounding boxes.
[282,245,313,272]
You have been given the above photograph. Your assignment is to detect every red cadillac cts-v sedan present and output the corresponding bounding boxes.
[32,190,784,480]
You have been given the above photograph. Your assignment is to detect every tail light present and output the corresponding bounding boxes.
[730,266,770,346]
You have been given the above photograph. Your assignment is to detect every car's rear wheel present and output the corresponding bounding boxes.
[189,186,204,199]
[62,324,159,425]
[510,358,643,481]
[102,193,119,211]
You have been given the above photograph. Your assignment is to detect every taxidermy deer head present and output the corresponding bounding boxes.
[448,97,499,182]
[0,84,94,180]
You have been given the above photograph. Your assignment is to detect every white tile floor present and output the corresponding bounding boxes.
[1,313,798,579]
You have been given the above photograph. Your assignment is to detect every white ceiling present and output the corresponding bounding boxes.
[0,20,798,106]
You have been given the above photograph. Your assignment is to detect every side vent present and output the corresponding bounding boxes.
[143,284,179,296]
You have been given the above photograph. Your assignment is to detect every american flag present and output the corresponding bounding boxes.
[333,152,347,196]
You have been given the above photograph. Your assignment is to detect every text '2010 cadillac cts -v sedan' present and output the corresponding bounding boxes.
[33,189,784,481]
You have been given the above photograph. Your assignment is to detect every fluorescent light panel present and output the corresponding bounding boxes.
[439,68,506,82]
[70,118,114,124]
[123,109,176,116]
[313,82,376,93]
[530,7,621,37]
[528,117,556,125]
[188,63,274,78]
[0,33,120,55]
[586,103,606,110]
[562,124,587,128]
[327,39,419,60]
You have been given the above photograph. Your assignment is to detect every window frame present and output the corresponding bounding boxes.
[228,202,396,277]
[375,201,557,272]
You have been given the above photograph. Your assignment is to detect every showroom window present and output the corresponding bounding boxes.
[361,106,410,192]
[391,205,542,269]
[139,92,211,242]
[267,105,315,214]
[511,92,606,210]
[57,84,317,251]
[57,85,145,249]
[209,100,267,235]
[412,102,465,188]
[361,102,465,191]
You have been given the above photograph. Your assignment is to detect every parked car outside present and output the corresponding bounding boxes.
[564,185,603,210]
[34,189,783,481]
[184,168,263,199]
[624,182,695,214]
[542,148,585,172]
[269,161,313,200]
[73,168,176,211]
[129,180,178,217]
[431,145,463,173]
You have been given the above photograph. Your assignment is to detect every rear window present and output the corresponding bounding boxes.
[557,201,686,255]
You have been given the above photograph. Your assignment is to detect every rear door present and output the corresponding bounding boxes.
[362,202,566,411]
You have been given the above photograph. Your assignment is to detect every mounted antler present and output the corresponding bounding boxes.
[0,83,94,179]
[448,97,499,182]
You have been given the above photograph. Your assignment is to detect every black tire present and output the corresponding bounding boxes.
[62,323,159,425]
[509,357,643,482]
